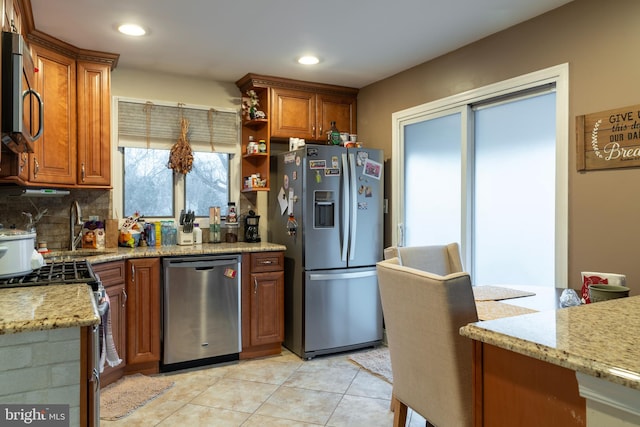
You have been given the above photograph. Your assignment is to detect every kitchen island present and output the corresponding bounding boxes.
[0,284,100,427]
[460,295,640,427]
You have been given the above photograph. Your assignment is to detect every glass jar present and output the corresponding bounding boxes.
[247,136,258,154]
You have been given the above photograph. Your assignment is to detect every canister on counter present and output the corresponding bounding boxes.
[224,223,239,243]
[209,206,221,243]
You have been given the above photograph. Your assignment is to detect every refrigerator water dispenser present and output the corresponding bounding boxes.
[314,191,335,228]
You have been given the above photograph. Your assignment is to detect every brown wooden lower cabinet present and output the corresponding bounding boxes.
[472,341,586,426]
[241,251,285,359]
[125,257,161,375]
[92,252,283,387]
[91,261,127,387]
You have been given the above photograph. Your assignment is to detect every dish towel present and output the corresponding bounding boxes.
[99,293,122,372]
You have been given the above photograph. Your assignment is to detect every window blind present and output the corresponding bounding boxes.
[116,98,239,153]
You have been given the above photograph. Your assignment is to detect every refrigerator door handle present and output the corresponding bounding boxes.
[341,152,350,262]
[348,153,358,261]
[309,270,378,281]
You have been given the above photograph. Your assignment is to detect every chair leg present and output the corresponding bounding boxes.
[393,400,408,427]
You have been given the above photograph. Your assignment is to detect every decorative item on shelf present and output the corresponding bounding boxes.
[242,90,260,120]
[258,139,267,153]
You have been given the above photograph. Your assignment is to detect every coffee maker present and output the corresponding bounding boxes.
[244,210,261,243]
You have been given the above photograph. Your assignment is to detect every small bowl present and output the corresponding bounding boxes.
[588,284,630,303]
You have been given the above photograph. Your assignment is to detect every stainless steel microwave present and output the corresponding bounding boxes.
[1,31,43,153]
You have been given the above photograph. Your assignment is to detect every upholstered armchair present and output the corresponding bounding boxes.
[377,256,478,427]
[383,242,464,275]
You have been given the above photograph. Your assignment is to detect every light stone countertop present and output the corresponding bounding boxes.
[460,295,640,390]
[44,241,287,264]
[1,242,286,336]
[0,283,100,335]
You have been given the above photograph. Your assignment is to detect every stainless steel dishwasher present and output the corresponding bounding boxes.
[162,255,241,371]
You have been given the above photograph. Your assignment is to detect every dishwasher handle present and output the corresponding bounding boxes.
[164,257,240,269]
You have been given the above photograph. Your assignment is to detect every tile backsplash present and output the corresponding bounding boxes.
[0,189,265,249]
[0,189,110,250]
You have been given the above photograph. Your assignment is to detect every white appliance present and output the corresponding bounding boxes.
[269,144,384,359]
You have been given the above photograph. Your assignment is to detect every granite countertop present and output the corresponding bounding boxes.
[44,241,287,264]
[1,242,286,336]
[460,295,640,390]
[0,284,100,335]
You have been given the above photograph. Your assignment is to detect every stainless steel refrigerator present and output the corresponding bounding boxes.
[269,144,384,359]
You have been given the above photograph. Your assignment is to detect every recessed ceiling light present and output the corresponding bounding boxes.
[118,23,146,36]
[298,56,320,65]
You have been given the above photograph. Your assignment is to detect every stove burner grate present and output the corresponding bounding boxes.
[0,260,100,291]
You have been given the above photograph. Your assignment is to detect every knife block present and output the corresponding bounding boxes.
[177,226,194,245]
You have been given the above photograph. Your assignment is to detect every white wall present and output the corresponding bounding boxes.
[111,68,240,109]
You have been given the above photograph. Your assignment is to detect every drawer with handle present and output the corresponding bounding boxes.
[249,252,284,273]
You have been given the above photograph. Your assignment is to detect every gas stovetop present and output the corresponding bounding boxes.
[0,260,100,291]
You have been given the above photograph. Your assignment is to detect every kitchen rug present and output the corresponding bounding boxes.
[348,346,393,384]
[100,373,174,420]
[476,300,538,321]
[472,285,535,301]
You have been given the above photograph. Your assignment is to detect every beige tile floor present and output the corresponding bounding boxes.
[100,347,427,426]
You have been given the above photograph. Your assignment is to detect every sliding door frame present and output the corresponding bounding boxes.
[391,63,569,287]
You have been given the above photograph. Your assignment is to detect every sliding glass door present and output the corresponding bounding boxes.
[392,65,568,287]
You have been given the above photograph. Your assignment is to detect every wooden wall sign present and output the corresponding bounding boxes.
[577,104,640,171]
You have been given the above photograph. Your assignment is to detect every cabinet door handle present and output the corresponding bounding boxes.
[122,288,127,307]
[130,265,135,283]
[259,260,272,265]
[33,157,39,178]
[81,162,86,182]
[19,153,27,174]
[253,277,258,294]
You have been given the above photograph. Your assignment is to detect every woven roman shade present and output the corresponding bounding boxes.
[116,98,240,153]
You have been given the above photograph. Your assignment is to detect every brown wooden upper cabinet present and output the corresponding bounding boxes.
[29,44,77,186]
[76,60,111,186]
[0,6,118,188]
[236,73,357,192]
[271,88,357,141]
[237,73,358,143]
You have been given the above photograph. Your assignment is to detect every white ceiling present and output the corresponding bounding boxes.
[29,0,572,89]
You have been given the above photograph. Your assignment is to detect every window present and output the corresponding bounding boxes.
[392,64,569,287]
[114,98,240,226]
[123,149,230,218]
[124,148,174,217]
[185,151,229,217]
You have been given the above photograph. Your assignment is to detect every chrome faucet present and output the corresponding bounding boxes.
[70,201,83,250]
